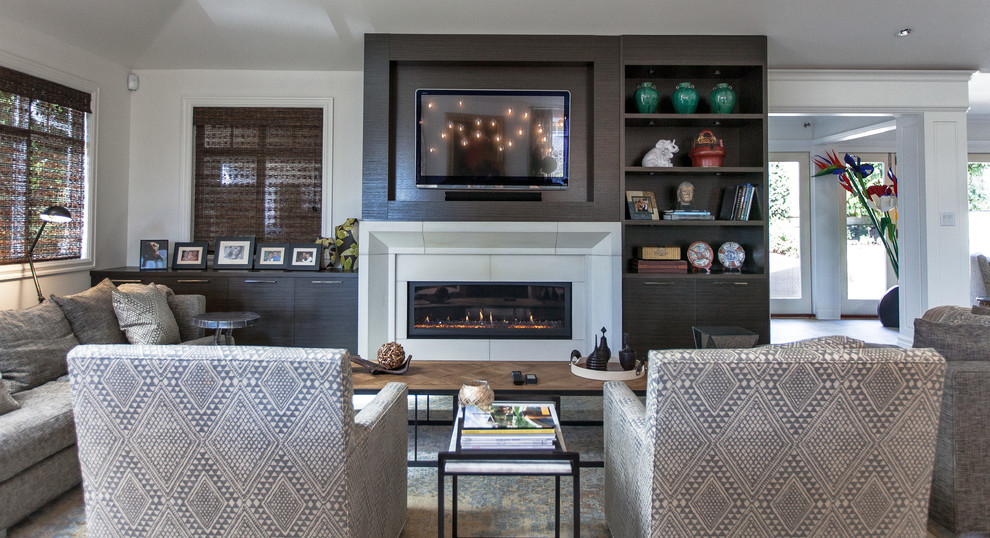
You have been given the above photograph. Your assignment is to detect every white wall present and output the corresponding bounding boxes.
[0,16,131,310]
[126,69,363,263]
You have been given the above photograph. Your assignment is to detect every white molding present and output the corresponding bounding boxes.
[769,69,974,84]
[178,96,334,240]
[0,50,98,281]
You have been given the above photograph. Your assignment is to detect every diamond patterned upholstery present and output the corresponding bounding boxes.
[67,344,408,537]
[604,346,944,537]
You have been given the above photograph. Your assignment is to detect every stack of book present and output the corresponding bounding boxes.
[663,209,714,220]
[459,404,557,449]
[718,183,758,220]
[630,259,688,273]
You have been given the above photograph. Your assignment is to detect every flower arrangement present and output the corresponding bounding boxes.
[813,151,899,278]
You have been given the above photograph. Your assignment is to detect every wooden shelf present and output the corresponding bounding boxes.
[623,272,766,280]
[624,166,764,175]
[624,113,763,127]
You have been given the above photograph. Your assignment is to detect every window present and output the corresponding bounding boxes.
[192,107,323,245]
[969,154,990,254]
[0,65,90,266]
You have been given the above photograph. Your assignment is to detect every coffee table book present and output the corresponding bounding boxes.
[458,403,560,450]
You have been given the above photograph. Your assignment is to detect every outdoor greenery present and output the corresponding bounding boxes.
[768,162,797,257]
[970,162,990,211]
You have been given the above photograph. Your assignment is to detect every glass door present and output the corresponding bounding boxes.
[769,153,812,314]
[839,153,896,316]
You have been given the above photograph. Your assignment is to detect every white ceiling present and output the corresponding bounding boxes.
[3,0,989,74]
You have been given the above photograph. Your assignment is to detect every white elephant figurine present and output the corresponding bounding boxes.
[642,139,679,167]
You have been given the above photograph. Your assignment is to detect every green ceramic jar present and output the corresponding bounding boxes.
[634,82,659,113]
[671,82,699,114]
[709,83,737,114]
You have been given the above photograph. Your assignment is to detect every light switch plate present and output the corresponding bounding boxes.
[940,211,956,226]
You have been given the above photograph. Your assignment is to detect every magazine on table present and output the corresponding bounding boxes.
[462,403,556,430]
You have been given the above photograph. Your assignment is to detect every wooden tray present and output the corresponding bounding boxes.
[350,355,412,375]
[569,356,644,381]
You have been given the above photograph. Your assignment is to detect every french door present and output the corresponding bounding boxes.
[769,153,812,314]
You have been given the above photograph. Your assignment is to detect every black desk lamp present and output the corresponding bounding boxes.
[27,205,72,303]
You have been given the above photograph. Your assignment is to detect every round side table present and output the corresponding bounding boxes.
[192,311,260,345]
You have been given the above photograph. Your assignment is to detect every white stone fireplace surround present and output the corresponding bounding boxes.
[358,221,621,361]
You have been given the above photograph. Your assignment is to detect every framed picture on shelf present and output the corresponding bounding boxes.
[287,244,322,271]
[213,237,255,269]
[626,191,659,220]
[172,241,208,269]
[139,239,169,270]
[254,243,289,269]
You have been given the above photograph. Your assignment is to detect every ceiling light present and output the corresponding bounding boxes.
[897,28,912,37]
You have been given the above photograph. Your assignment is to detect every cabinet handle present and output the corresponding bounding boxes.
[244,279,278,284]
[713,281,749,286]
[177,279,210,283]
[311,280,343,284]
[110,279,143,283]
[643,281,673,286]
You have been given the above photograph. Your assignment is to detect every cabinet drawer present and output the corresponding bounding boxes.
[622,278,696,353]
[695,279,769,344]
[226,277,295,345]
[293,277,358,352]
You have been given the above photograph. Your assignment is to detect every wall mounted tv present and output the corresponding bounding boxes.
[415,89,569,190]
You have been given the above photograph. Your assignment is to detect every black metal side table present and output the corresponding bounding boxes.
[977,296,990,307]
[192,311,260,344]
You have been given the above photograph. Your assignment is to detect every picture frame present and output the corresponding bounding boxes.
[287,243,322,271]
[213,236,255,269]
[139,239,169,270]
[626,191,659,220]
[254,243,289,269]
[172,241,209,269]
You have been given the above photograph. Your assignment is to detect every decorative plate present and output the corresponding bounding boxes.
[718,241,745,270]
[687,241,714,272]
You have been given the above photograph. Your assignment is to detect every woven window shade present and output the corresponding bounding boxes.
[192,107,323,246]
[0,66,89,265]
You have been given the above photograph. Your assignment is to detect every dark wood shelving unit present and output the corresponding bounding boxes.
[619,35,770,353]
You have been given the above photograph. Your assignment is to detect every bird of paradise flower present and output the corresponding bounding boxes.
[813,151,899,278]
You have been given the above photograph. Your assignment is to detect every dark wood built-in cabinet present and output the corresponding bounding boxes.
[619,36,770,352]
[90,268,358,352]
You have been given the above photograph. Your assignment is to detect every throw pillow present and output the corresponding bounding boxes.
[112,285,181,345]
[0,373,20,415]
[913,318,990,361]
[0,300,79,394]
[50,278,128,344]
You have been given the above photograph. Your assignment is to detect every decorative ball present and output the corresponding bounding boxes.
[377,342,406,370]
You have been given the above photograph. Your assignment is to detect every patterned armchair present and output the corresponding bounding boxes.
[604,346,945,537]
[67,345,408,537]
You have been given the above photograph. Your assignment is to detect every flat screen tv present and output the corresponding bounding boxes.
[415,89,569,190]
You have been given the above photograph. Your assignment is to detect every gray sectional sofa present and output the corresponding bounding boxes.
[0,279,213,535]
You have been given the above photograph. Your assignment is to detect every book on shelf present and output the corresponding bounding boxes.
[630,259,688,273]
[662,209,714,221]
[718,183,759,220]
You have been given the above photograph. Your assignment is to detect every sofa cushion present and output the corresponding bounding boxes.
[0,374,19,415]
[923,305,990,326]
[112,285,181,345]
[49,278,128,344]
[913,318,990,361]
[0,300,78,394]
[973,305,990,316]
[978,254,990,294]
[0,380,76,483]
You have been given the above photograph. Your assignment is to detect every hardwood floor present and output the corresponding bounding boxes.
[771,317,901,346]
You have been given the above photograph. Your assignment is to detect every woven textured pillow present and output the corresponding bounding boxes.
[112,285,181,345]
[775,335,868,348]
[974,305,990,316]
[0,300,79,394]
[0,373,20,415]
[913,318,990,361]
[50,278,128,344]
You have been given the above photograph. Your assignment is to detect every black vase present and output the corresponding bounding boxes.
[878,285,899,328]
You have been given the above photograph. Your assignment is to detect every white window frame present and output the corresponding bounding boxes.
[0,51,96,281]
[179,97,333,240]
